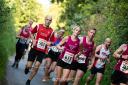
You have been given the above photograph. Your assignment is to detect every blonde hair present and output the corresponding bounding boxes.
[72,25,80,30]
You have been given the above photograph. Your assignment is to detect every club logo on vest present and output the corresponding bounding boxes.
[69,45,77,50]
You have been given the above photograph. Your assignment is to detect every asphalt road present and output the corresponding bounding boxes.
[6,52,54,85]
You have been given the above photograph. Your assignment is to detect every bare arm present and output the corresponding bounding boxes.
[47,32,55,46]
[88,44,96,70]
[113,44,125,59]
[74,37,83,57]
[76,43,83,56]
[107,56,110,63]
[56,36,68,50]
[30,25,38,46]
[95,45,103,59]
[90,44,96,64]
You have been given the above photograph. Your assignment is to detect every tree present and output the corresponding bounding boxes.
[0,0,15,82]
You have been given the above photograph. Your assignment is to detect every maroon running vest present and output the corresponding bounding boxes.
[114,44,128,74]
[82,36,94,65]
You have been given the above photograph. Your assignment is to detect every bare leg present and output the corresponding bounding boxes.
[68,70,76,82]
[28,61,41,80]
[42,58,52,81]
[60,69,71,85]
[25,61,33,74]
[85,74,95,85]
[54,66,63,85]
[95,73,103,85]
[49,61,57,72]
[73,69,84,85]
[26,61,41,85]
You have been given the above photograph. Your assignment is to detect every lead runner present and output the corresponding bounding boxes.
[25,15,55,85]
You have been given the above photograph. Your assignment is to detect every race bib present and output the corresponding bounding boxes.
[19,38,27,44]
[51,46,59,52]
[77,54,86,63]
[120,61,128,74]
[95,59,106,68]
[62,51,74,64]
[37,38,47,50]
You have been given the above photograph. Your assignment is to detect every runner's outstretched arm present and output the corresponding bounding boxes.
[113,44,124,59]
[56,36,68,50]
[88,44,96,70]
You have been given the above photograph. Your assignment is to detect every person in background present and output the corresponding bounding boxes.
[85,38,111,85]
[23,20,33,57]
[42,29,65,82]
[12,25,31,68]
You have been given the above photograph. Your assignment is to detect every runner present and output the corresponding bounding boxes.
[42,29,65,82]
[54,25,81,85]
[72,28,96,85]
[85,38,111,85]
[26,19,33,49]
[25,15,55,85]
[12,25,31,68]
[22,20,33,57]
[111,44,128,85]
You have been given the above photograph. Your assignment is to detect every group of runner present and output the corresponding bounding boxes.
[12,15,128,85]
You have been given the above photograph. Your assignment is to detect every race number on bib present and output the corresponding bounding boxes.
[62,51,74,64]
[78,54,86,63]
[19,38,27,44]
[51,46,59,52]
[37,38,47,50]
[120,61,128,74]
[95,59,106,68]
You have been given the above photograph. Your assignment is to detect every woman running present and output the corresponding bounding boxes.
[54,25,81,85]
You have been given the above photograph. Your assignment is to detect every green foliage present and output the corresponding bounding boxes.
[0,0,42,81]
[0,0,15,80]
[51,0,128,84]
[12,0,43,29]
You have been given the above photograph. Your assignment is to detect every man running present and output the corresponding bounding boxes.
[85,38,111,85]
[25,15,55,85]
[111,44,128,85]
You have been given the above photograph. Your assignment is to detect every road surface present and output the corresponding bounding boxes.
[6,52,54,85]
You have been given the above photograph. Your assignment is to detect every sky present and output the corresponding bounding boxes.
[37,0,51,12]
